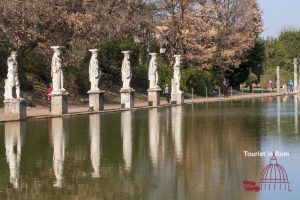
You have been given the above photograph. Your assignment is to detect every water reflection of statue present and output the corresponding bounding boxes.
[121,51,132,89]
[171,106,183,162]
[148,53,159,89]
[52,118,66,188]
[89,49,101,92]
[90,114,101,178]
[5,121,25,188]
[4,51,20,100]
[51,46,65,94]
[277,96,281,133]
[149,108,160,167]
[121,111,132,171]
[172,55,181,93]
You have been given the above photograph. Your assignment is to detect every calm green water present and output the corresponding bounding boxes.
[0,96,300,200]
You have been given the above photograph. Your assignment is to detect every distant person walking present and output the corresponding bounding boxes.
[163,84,171,103]
[268,79,273,91]
[47,84,53,111]
[288,80,294,93]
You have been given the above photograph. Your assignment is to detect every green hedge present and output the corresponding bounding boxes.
[260,69,293,88]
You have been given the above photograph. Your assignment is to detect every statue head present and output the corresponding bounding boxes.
[150,53,157,61]
[54,50,60,56]
[294,58,299,65]
[89,49,98,58]
[174,55,181,63]
[10,51,17,61]
[51,46,64,56]
[122,51,130,60]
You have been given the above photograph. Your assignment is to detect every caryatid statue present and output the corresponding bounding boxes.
[4,51,20,100]
[172,55,181,92]
[89,49,101,92]
[51,46,65,94]
[121,51,132,89]
[148,53,159,89]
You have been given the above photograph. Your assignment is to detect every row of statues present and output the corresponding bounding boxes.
[49,48,181,95]
[3,47,182,106]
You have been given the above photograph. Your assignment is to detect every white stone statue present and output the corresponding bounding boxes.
[121,51,132,89]
[89,49,101,92]
[148,53,159,89]
[51,46,65,94]
[172,55,181,93]
[4,51,20,100]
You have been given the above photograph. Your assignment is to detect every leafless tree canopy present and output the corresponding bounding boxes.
[0,0,262,69]
[153,0,263,69]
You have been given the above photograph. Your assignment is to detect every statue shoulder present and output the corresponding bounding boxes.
[93,58,99,65]
[7,57,13,63]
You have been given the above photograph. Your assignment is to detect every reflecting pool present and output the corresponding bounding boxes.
[1,96,300,200]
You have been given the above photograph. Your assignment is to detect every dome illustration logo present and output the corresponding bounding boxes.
[243,151,291,192]
[259,151,291,191]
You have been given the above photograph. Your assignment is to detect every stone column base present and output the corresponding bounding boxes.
[147,88,161,106]
[4,98,27,120]
[171,91,184,105]
[120,88,135,109]
[51,92,69,115]
[88,90,105,111]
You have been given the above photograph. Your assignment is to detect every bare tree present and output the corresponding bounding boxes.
[153,0,263,69]
[0,0,262,70]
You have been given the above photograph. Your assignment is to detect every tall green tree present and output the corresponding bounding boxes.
[263,29,300,72]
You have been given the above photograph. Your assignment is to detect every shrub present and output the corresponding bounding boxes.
[245,72,258,86]
[98,39,140,85]
[260,69,292,88]
[157,59,173,88]
[181,68,213,96]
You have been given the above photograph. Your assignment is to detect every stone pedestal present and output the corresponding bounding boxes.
[4,98,26,120]
[87,90,105,111]
[171,91,184,105]
[51,92,69,115]
[147,88,161,106]
[120,88,135,109]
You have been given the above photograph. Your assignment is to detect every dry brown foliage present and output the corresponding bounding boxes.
[0,0,262,70]
[154,0,263,69]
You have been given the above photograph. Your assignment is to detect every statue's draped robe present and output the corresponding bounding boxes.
[148,59,158,88]
[172,59,181,92]
[89,57,100,91]
[121,59,131,89]
[51,55,63,92]
[5,57,19,99]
